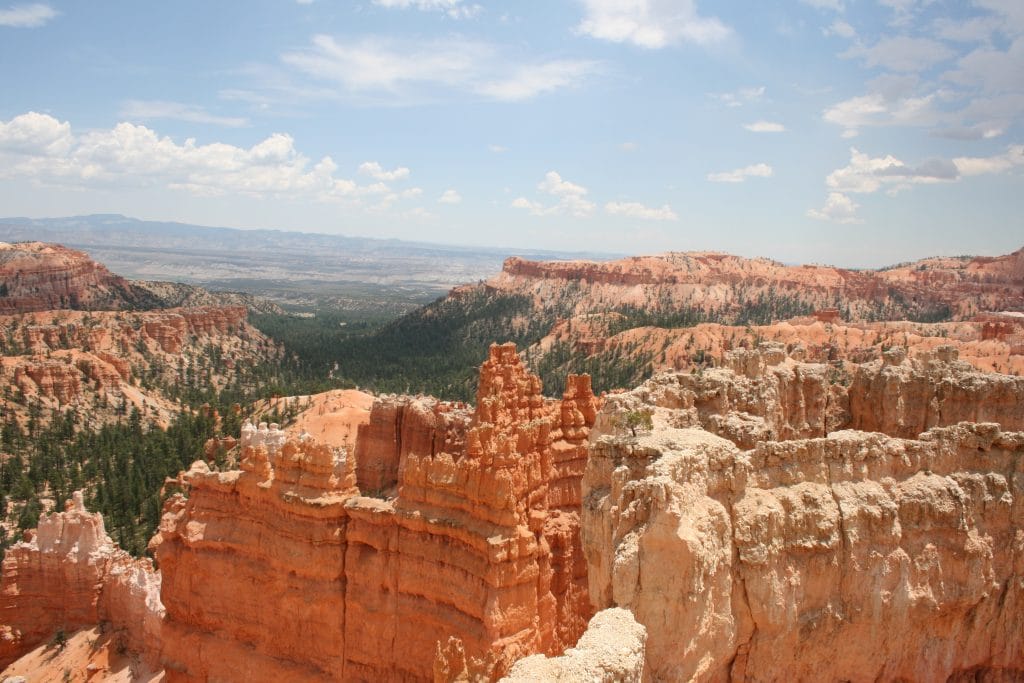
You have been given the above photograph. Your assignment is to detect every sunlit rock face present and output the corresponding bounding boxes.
[581,345,1024,682]
[0,491,164,670]
[153,343,598,682]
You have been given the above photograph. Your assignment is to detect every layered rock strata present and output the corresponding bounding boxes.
[499,246,1024,320]
[632,342,1024,449]
[152,343,598,681]
[0,241,159,313]
[0,491,164,669]
[582,361,1024,680]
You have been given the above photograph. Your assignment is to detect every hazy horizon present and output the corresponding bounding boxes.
[1,1,1022,267]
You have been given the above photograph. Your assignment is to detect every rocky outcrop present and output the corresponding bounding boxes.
[0,306,275,430]
[500,608,647,682]
[625,342,1024,450]
[0,241,157,313]
[0,492,163,669]
[849,345,1024,437]
[152,343,598,682]
[582,364,1024,681]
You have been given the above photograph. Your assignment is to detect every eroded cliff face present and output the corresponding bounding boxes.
[500,248,1024,321]
[0,306,275,429]
[582,346,1024,681]
[152,343,598,682]
[0,492,164,670]
[0,241,157,314]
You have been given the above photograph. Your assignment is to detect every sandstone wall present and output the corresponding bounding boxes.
[0,492,164,669]
[583,369,1024,681]
[153,343,598,682]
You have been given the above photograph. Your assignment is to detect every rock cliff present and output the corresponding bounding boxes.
[582,349,1024,681]
[0,492,163,670]
[0,306,274,430]
[0,241,157,313]
[501,247,1024,321]
[151,343,598,681]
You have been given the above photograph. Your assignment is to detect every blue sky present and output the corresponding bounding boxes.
[0,0,1021,266]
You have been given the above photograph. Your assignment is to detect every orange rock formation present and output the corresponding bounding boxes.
[151,343,597,681]
[0,492,163,670]
[499,247,1024,320]
[0,242,155,314]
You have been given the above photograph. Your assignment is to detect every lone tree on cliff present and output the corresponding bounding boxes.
[618,409,654,437]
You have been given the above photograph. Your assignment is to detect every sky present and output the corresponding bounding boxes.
[0,0,1021,267]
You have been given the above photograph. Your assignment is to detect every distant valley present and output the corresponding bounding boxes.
[0,214,616,314]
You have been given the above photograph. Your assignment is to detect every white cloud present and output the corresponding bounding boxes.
[488,144,508,153]
[0,111,405,206]
[476,59,598,101]
[575,0,731,49]
[842,36,955,72]
[358,161,410,181]
[826,147,957,194]
[438,188,462,204]
[512,170,594,217]
[807,192,861,223]
[823,89,938,136]
[808,144,1024,224]
[0,3,57,27]
[707,163,773,183]
[605,201,677,221]
[710,86,765,107]
[743,121,786,133]
[953,145,1024,176]
[0,110,72,155]
[281,35,599,103]
[619,141,638,151]
[120,100,248,128]
[372,0,481,19]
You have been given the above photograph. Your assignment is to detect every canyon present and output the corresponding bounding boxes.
[1,244,1022,681]
[2,338,1022,681]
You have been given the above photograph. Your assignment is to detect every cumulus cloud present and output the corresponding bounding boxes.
[0,111,418,208]
[438,188,462,204]
[807,192,861,223]
[825,147,958,194]
[605,201,677,221]
[743,121,786,133]
[281,35,599,103]
[953,144,1024,176]
[511,170,594,217]
[0,3,57,27]
[120,100,248,128]
[358,161,410,181]
[707,163,773,183]
[807,145,1022,223]
[372,0,481,19]
[575,0,730,49]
